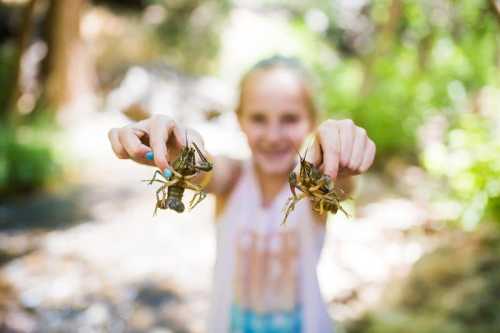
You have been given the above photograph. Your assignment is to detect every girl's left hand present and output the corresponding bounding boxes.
[310,119,376,180]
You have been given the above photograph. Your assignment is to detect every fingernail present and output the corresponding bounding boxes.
[163,168,173,179]
[145,151,154,161]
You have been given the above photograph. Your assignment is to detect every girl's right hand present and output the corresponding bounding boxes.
[107,114,206,172]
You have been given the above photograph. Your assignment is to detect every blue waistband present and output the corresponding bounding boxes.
[230,303,302,333]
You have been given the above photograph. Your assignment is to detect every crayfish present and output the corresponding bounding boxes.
[143,138,213,216]
[282,150,349,225]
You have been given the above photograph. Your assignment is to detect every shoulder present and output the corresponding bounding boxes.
[214,158,244,218]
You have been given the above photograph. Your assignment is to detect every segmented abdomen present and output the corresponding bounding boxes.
[166,185,185,213]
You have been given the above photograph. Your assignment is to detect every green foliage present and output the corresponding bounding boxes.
[316,51,427,160]
[289,0,500,161]
[347,226,500,333]
[422,111,500,228]
[148,0,230,74]
[0,117,61,196]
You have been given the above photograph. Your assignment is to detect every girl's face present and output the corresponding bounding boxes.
[238,68,314,176]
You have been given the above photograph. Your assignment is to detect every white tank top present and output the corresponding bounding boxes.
[207,159,334,332]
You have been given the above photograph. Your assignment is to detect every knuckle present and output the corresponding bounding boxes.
[111,144,128,159]
[117,152,129,159]
[318,124,331,136]
[117,127,129,137]
[129,147,144,159]
[320,119,335,131]
[341,119,354,127]
[154,156,168,167]
[165,118,176,128]
[108,128,117,139]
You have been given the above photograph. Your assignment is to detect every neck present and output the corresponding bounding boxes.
[253,162,289,207]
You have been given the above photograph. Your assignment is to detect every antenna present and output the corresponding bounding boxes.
[303,144,310,162]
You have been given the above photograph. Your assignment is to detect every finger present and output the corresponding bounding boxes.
[359,140,376,172]
[131,126,155,166]
[108,128,129,159]
[149,118,177,171]
[172,124,188,147]
[117,128,151,163]
[339,120,355,167]
[306,136,321,165]
[183,127,210,163]
[317,124,341,180]
[348,127,368,171]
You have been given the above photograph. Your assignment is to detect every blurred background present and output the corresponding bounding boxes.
[0,0,499,332]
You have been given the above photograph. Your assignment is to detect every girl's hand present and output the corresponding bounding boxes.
[310,119,376,179]
[107,114,206,172]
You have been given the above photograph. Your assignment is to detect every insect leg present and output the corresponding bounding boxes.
[188,191,207,210]
[183,180,202,192]
[171,169,183,178]
[192,142,213,172]
[143,179,167,185]
[281,193,307,225]
[289,172,298,197]
[153,187,165,216]
[309,182,324,192]
[143,170,165,185]
[160,178,181,187]
[339,204,349,217]
[319,199,325,215]
[295,183,311,197]
[183,180,207,210]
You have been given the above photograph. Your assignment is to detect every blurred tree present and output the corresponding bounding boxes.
[91,0,147,11]
[149,0,231,73]
[282,0,500,162]
[0,0,75,195]
[41,0,87,108]
[4,0,36,120]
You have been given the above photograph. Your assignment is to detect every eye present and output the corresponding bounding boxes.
[281,113,300,124]
[249,113,266,124]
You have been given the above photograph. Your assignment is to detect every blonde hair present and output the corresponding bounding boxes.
[236,55,320,125]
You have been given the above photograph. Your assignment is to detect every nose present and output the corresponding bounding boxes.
[264,121,285,143]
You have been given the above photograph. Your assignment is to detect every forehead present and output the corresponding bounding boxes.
[240,68,308,112]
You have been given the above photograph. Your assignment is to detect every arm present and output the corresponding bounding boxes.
[336,175,356,200]
[107,114,241,197]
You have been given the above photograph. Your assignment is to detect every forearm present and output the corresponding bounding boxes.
[336,175,356,200]
[188,153,242,196]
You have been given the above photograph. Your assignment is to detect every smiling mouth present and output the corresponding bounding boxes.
[260,150,291,158]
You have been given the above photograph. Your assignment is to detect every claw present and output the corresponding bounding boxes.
[289,172,298,197]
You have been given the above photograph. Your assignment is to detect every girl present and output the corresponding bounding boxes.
[108,56,376,333]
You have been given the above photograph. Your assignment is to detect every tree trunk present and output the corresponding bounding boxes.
[42,0,86,109]
[4,0,37,121]
[360,0,402,95]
